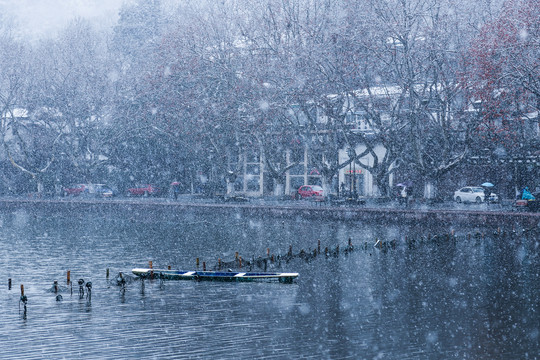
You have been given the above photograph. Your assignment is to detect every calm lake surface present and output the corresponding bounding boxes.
[0,203,539,359]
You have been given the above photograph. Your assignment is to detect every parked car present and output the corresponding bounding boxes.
[453,186,498,203]
[63,183,116,197]
[63,184,87,196]
[94,184,116,198]
[127,184,160,197]
[293,185,325,200]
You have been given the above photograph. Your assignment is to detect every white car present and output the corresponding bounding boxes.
[453,186,498,203]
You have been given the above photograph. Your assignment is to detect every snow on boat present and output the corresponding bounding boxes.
[132,268,298,283]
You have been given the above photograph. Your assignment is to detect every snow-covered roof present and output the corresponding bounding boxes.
[328,83,443,101]
[1,108,28,118]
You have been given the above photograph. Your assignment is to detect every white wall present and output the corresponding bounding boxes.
[338,144,387,196]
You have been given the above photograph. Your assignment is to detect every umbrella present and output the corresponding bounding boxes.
[396,183,406,187]
[481,182,494,187]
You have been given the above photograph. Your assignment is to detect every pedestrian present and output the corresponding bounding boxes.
[401,186,408,206]
[173,184,180,200]
[522,187,535,200]
[406,185,413,198]
[395,186,402,203]
[171,182,180,200]
[340,182,346,197]
[484,187,491,203]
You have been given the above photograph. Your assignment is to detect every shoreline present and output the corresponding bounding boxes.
[0,196,538,226]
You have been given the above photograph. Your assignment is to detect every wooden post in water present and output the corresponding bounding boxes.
[67,270,71,285]
[203,262,206,271]
[20,284,28,313]
[218,258,222,270]
[318,239,321,254]
[8,278,11,290]
[168,265,171,270]
[106,268,109,278]
[196,258,199,268]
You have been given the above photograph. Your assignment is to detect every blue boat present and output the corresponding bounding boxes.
[132,268,298,283]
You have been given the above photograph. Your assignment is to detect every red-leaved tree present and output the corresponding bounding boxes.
[464,0,539,150]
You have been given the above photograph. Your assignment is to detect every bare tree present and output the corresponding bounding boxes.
[21,19,112,190]
[0,16,59,193]
[358,0,491,198]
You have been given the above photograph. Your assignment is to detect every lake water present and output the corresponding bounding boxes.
[0,203,538,359]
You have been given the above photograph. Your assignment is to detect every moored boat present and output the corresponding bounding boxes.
[132,268,298,283]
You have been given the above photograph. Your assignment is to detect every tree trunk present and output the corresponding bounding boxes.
[273,182,285,196]
[424,180,437,199]
[37,180,44,194]
[321,176,332,197]
[372,183,381,197]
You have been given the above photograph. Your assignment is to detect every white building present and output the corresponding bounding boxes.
[230,86,398,198]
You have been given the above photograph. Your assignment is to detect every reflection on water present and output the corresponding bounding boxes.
[0,205,538,359]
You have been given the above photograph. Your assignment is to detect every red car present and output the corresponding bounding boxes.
[293,185,324,200]
[63,184,87,196]
[127,184,160,197]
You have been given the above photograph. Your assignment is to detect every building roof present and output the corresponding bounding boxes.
[1,108,29,118]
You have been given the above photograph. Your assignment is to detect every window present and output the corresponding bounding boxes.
[290,177,304,191]
[308,177,322,186]
[234,176,243,191]
[246,176,260,191]
[290,148,304,163]
[246,152,260,163]
[246,164,260,175]
[289,163,304,176]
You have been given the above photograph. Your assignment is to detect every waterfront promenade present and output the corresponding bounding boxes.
[1,194,538,226]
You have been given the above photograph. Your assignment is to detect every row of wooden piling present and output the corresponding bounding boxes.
[174,238,360,273]
[178,226,537,272]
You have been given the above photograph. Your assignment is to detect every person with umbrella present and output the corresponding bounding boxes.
[481,182,494,203]
[522,186,535,200]
[396,181,413,206]
[394,183,406,205]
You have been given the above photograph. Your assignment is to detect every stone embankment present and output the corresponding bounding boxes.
[0,196,538,226]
